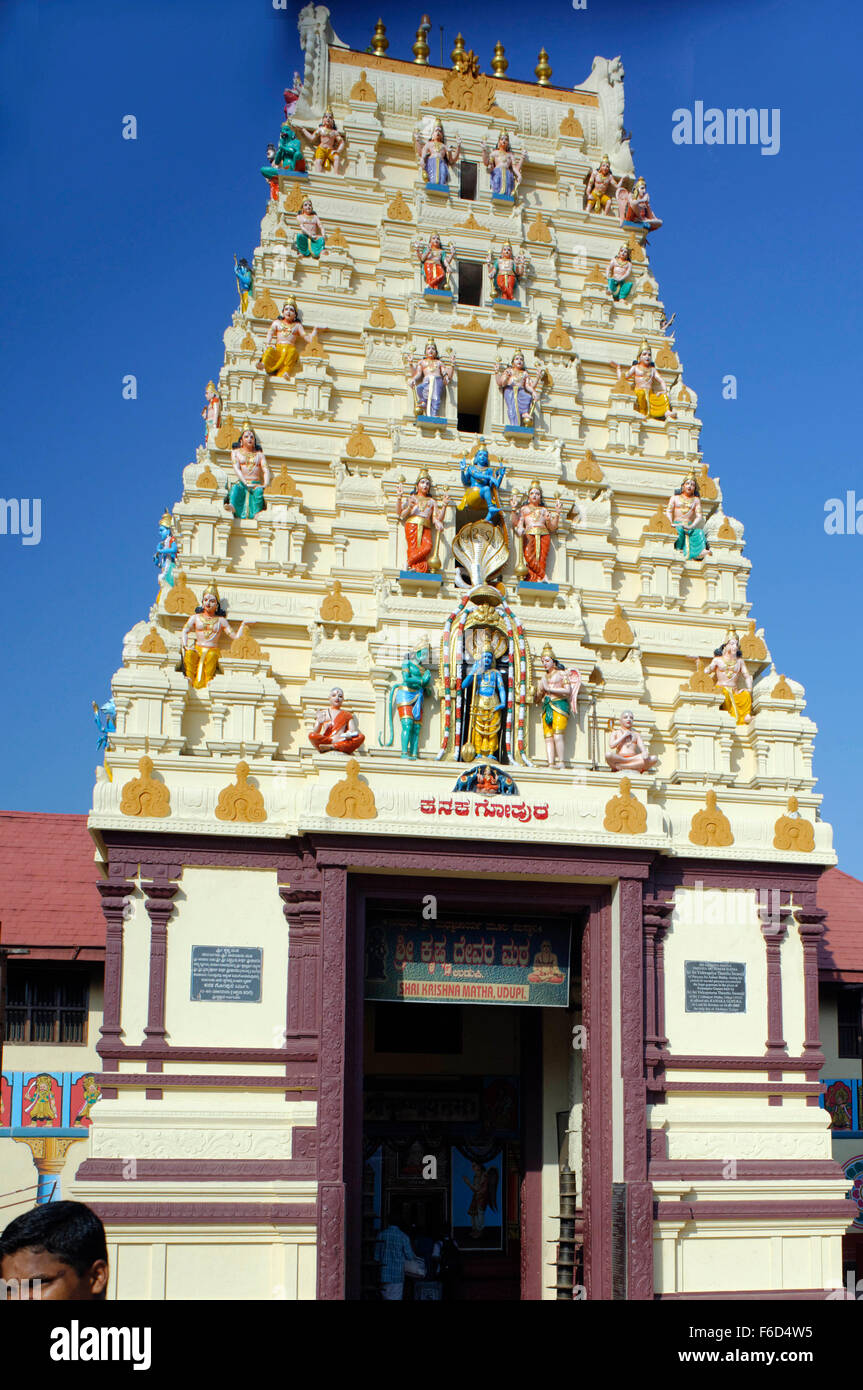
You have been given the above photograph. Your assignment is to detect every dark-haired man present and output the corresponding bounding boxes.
[0,1200,108,1300]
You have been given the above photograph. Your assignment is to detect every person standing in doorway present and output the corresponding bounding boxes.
[374,1213,425,1300]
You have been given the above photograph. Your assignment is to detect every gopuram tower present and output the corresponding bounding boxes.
[73,6,852,1300]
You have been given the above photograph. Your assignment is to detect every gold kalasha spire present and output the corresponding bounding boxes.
[413,16,431,65]
[535,48,552,85]
[450,32,466,69]
[370,18,388,55]
[491,41,508,77]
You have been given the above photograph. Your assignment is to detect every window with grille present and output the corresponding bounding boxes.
[4,969,89,1045]
[838,989,863,1059]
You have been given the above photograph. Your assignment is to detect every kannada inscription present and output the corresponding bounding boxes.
[190,945,263,1003]
[684,960,746,1013]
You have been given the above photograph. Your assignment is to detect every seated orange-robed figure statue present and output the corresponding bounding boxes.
[309,687,365,753]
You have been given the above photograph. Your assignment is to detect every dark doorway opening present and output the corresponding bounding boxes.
[458,259,483,307]
[460,161,478,200]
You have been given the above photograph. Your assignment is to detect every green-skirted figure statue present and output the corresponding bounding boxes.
[379,648,433,759]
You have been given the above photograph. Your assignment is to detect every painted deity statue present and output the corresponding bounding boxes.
[607,246,633,301]
[611,343,676,421]
[535,645,580,769]
[666,474,711,561]
[605,711,658,773]
[458,445,506,524]
[202,380,221,445]
[617,177,662,231]
[260,299,318,378]
[309,687,365,753]
[461,633,507,762]
[495,352,542,429]
[92,697,116,751]
[454,764,518,794]
[270,122,305,172]
[482,132,527,198]
[295,199,325,259]
[181,584,253,689]
[415,234,455,294]
[226,427,271,520]
[706,635,753,725]
[234,256,253,312]
[24,1074,57,1126]
[487,242,525,302]
[298,110,345,174]
[585,156,619,214]
[511,482,563,582]
[379,647,433,759]
[397,470,448,572]
[414,121,461,186]
[406,340,455,419]
[154,510,178,597]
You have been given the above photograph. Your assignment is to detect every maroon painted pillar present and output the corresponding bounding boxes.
[619,878,652,1300]
[797,907,827,1085]
[96,878,133,1054]
[316,864,348,1300]
[583,896,614,1300]
[141,882,178,1049]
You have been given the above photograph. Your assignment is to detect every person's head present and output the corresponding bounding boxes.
[330,686,344,707]
[633,177,646,194]
[617,246,631,262]
[237,257,250,271]
[424,339,439,359]
[620,710,634,729]
[638,347,653,366]
[301,198,314,215]
[512,352,526,370]
[502,241,513,256]
[322,110,336,130]
[599,158,610,174]
[432,123,445,141]
[528,483,543,505]
[429,233,441,249]
[415,471,432,496]
[205,379,218,400]
[0,1201,108,1301]
[281,300,299,323]
[202,588,220,614]
[481,651,494,671]
[474,445,489,467]
[497,132,510,150]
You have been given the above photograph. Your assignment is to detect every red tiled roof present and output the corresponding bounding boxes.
[0,812,104,958]
[818,867,863,981]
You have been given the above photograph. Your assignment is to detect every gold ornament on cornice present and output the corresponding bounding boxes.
[740,620,767,660]
[328,226,349,249]
[240,332,257,352]
[626,231,646,262]
[717,516,737,541]
[274,226,287,240]
[349,70,377,102]
[386,191,413,222]
[120,757,171,819]
[413,17,431,65]
[575,449,602,483]
[304,334,326,359]
[688,790,733,848]
[461,314,484,331]
[369,297,396,328]
[229,628,262,660]
[326,758,377,820]
[686,657,715,694]
[586,263,607,286]
[140,627,167,655]
[196,464,218,489]
[251,288,278,319]
[265,462,300,497]
[450,33,467,69]
[527,210,552,244]
[773,797,814,852]
[457,212,486,231]
[677,383,693,405]
[772,674,794,700]
[535,48,552,86]
[491,41,508,77]
[215,762,267,823]
[642,506,676,538]
[655,342,678,371]
[546,317,572,351]
[320,580,353,623]
[697,463,718,500]
[559,108,584,138]
[603,777,647,835]
[346,421,376,458]
[163,571,197,615]
[213,415,235,451]
[282,183,305,214]
[429,49,512,117]
[603,604,633,645]
[370,18,389,55]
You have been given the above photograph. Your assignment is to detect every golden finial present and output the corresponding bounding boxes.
[535,48,552,86]
[370,17,389,55]
[413,16,431,65]
[491,41,508,77]
[450,32,466,69]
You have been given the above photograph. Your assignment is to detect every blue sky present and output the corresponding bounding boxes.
[1,0,859,873]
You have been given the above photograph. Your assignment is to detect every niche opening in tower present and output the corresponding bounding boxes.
[457,369,490,435]
[458,260,483,308]
[459,161,478,200]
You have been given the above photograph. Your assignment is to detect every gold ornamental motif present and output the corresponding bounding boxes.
[346,421,376,458]
[697,463,718,500]
[120,757,171,818]
[688,790,733,848]
[429,50,512,118]
[163,571,197,615]
[457,213,486,231]
[527,210,552,244]
[196,465,218,489]
[603,604,634,645]
[370,19,389,56]
[603,778,647,834]
[140,627,167,654]
[349,70,377,102]
[215,762,267,823]
[626,231,645,262]
[328,226,349,249]
[386,192,413,222]
[773,798,814,852]
[213,415,236,451]
[559,109,584,138]
[274,226,287,240]
[251,289,278,319]
[642,506,676,537]
[491,41,508,76]
[740,620,767,660]
[534,48,552,86]
[283,183,306,214]
[240,332,256,352]
[586,263,607,286]
[547,318,572,351]
[717,516,737,541]
[369,298,396,328]
[320,581,353,623]
[772,674,794,700]
[686,657,715,693]
[265,463,300,497]
[460,314,484,331]
[655,343,678,371]
[326,759,377,820]
[229,628,263,660]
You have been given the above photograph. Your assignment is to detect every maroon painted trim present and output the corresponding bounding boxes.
[520,1010,544,1301]
[797,910,826,1066]
[585,894,615,1300]
[96,878,133,1045]
[76,1157,316,1181]
[280,873,323,1041]
[653,1053,820,1071]
[95,1072,315,1092]
[658,1289,841,1301]
[760,905,789,1059]
[656,1199,856,1221]
[661,1082,820,1096]
[619,877,652,1299]
[89,1202,316,1225]
[649,1159,847,1180]
[142,881,178,1049]
[311,836,652,881]
[96,1042,317,1063]
[316,866,348,1301]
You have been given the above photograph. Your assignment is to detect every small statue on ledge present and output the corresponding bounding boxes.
[415,233,456,294]
[379,647,433,759]
[606,246,634,301]
[154,509,178,598]
[397,471,448,572]
[487,242,525,302]
[295,199,326,259]
[706,634,753,725]
[665,474,711,561]
[260,299,318,378]
[454,764,518,795]
[298,109,346,174]
[414,121,461,186]
[511,482,563,582]
[535,645,580,769]
[605,711,658,773]
[406,340,455,419]
[202,380,222,445]
[482,132,526,198]
[458,444,506,525]
[495,352,544,429]
[234,256,253,312]
[181,584,253,689]
[617,176,662,232]
[585,156,619,214]
[461,631,508,762]
[309,687,365,753]
[226,426,271,519]
[611,343,676,421]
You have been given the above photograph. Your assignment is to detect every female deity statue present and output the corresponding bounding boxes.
[665,474,711,561]
[606,246,633,301]
[482,132,527,198]
[405,340,455,419]
[226,426,271,519]
[414,122,461,186]
[415,234,455,294]
[397,471,448,572]
[154,510,178,597]
[260,299,318,378]
[495,352,543,428]
[461,632,508,762]
[585,156,619,214]
[309,687,365,753]
[202,380,221,445]
[705,635,753,725]
[298,110,345,174]
[611,343,676,421]
[181,584,253,689]
[486,242,525,302]
[510,481,563,582]
[617,176,662,231]
[535,645,580,769]
[295,200,326,259]
[234,256,253,312]
[379,648,433,759]
[605,711,658,773]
